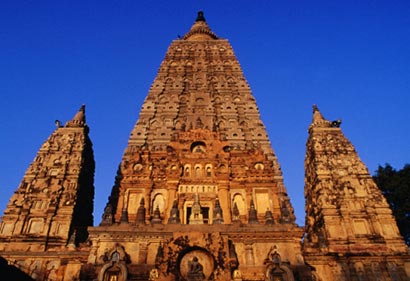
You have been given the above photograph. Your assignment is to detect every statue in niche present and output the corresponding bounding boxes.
[264,246,287,281]
[189,193,204,224]
[111,251,120,262]
[187,256,205,281]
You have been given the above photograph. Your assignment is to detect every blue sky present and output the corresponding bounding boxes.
[1,1,409,226]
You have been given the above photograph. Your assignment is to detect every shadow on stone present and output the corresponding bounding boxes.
[0,256,34,281]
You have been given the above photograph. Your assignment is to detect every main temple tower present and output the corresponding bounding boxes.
[86,12,308,281]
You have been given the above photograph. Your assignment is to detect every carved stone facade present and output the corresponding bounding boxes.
[0,105,94,280]
[303,106,410,280]
[0,12,409,281]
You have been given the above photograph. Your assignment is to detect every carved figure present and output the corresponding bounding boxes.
[187,256,205,281]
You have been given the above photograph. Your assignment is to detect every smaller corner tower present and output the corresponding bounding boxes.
[303,105,409,280]
[0,105,95,251]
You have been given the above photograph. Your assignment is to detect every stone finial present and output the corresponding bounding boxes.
[310,104,332,129]
[67,229,77,250]
[167,200,181,224]
[151,205,162,224]
[183,11,218,40]
[312,104,325,123]
[279,199,292,223]
[189,193,204,224]
[213,197,224,224]
[265,208,274,225]
[65,104,86,127]
[100,203,114,226]
[248,199,259,224]
[196,11,206,22]
[136,198,146,225]
[232,202,240,222]
[120,208,129,224]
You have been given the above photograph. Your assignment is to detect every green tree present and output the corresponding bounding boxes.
[373,164,410,246]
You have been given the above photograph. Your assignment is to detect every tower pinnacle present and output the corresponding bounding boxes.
[65,104,86,127]
[310,104,332,129]
[183,11,218,40]
[196,11,206,22]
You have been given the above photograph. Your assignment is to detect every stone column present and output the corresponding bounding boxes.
[218,185,230,223]
[166,185,177,222]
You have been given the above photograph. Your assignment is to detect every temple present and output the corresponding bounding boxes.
[0,12,409,281]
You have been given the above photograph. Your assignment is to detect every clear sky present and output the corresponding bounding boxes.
[1,1,409,226]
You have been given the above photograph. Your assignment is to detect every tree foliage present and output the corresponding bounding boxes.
[373,163,410,246]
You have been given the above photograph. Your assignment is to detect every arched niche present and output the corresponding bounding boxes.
[194,164,203,177]
[178,248,215,281]
[98,245,129,281]
[152,193,166,214]
[190,141,206,153]
[232,194,245,215]
[264,247,295,281]
[184,164,191,177]
[205,164,212,177]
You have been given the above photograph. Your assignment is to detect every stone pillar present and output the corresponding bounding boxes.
[218,186,231,223]
[166,186,177,222]
[88,239,99,264]
[145,188,151,222]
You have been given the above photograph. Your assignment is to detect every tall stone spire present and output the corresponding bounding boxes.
[303,106,407,278]
[107,11,294,226]
[87,12,309,281]
[0,105,95,250]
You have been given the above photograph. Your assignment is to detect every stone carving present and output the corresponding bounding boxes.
[168,200,181,224]
[100,203,114,226]
[303,106,409,279]
[265,208,274,225]
[151,206,162,224]
[187,256,205,281]
[120,208,129,224]
[212,197,224,224]
[135,198,146,224]
[248,199,258,224]
[263,246,290,281]
[189,193,204,224]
